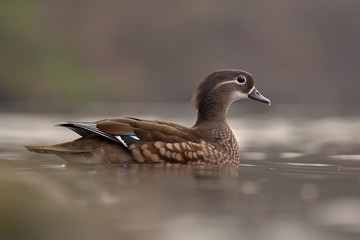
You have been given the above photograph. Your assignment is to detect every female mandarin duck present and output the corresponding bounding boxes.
[26,70,270,165]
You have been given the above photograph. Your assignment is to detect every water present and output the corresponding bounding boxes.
[1,105,360,240]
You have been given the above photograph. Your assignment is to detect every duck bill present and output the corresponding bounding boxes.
[248,88,271,105]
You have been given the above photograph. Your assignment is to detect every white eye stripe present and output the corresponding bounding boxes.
[213,80,254,97]
[213,79,239,90]
[213,77,251,90]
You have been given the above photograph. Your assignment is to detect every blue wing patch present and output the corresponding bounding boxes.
[114,132,140,148]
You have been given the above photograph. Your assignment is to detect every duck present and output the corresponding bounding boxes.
[26,69,270,165]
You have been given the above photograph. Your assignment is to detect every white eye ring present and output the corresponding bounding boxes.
[236,75,246,84]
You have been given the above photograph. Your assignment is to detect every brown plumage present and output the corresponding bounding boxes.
[26,69,270,165]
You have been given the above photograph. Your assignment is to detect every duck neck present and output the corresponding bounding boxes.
[193,96,230,128]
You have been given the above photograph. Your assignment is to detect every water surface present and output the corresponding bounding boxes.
[1,106,360,240]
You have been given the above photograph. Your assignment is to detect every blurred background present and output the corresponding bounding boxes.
[1,0,360,112]
[2,2,360,240]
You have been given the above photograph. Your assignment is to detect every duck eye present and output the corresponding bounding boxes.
[236,75,246,84]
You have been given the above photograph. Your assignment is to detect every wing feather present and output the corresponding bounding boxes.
[59,117,213,164]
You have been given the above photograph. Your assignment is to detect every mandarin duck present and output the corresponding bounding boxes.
[26,70,270,165]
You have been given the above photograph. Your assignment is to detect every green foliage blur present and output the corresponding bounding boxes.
[1,0,360,111]
[0,1,98,106]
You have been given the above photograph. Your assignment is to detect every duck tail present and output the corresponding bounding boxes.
[25,137,132,164]
[25,144,90,154]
